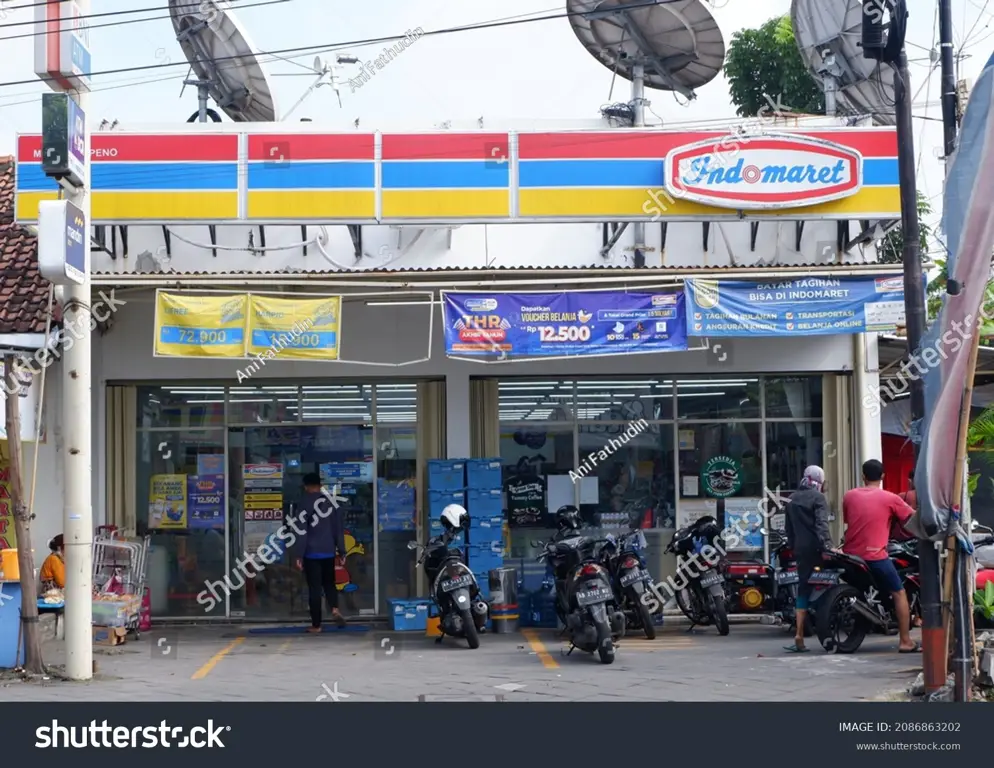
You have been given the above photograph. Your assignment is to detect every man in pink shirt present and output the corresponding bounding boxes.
[842,459,919,653]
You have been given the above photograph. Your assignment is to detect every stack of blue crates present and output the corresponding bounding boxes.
[427,460,467,546]
[465,459,504,602]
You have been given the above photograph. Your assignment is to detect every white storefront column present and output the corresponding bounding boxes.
[854,333,883,466]
[445,372,471,459]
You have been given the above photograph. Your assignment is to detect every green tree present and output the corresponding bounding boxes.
[878,190,933,266]
[723,15,824,117]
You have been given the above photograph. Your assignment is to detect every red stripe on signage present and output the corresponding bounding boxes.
[17,133,238,161]
[381,133,510,161]
[519,130,898,159]
[46,1,60,76]
[246,133,375,161]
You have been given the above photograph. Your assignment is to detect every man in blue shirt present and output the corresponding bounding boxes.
[294,473,348,632]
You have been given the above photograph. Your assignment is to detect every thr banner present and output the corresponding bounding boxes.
[442,290,687,358]
[154,292,248,357]
[247,295,341,361]
[683,275,908,336]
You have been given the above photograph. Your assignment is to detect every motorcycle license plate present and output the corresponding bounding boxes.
[576,587,612,606]
[699,571,723,588]
[809,571,838,584]
[777,569,799,585]
[440,574,473,592]
[620,569,644,587]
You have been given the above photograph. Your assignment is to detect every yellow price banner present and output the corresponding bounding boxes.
[247,294,341,360]
[155,292,248,358]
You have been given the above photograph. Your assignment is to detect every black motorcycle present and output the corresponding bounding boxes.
[408,529,489,649]
[600,528,657,639]
[536,533,626,664]
[666,516,730,635]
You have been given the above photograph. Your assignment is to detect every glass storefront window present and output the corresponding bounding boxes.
[375,383,417,424]
[298,384,372,423]
[676,378,761,420]
[498,380,573,422]
[137,386,225,428]
[765,377,823,420]
[575,379,673,421]
[376,423,418,614]
[135,429,226,617]
[228,385,298,423]
[766,420,824,492]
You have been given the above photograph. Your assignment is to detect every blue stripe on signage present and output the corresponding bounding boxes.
[862,158,898,186]
[518,159,664,188]
[159,326,244,345]
[17,163,239,191]
[251,330,337,349]
[381,161,509,189]
[247,161,375,190]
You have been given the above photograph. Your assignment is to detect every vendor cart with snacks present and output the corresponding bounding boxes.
[92,533,150,640]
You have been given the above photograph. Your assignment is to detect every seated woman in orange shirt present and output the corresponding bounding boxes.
[40,534,66,592]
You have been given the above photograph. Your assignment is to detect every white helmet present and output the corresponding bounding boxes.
[440,504,468,531]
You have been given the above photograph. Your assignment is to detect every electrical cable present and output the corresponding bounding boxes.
[916,4,940,179]
[0,0,243,29]
[0,0,691,88]
[961,0,992,52]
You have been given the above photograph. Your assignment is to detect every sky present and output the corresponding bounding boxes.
[0,0,992,250]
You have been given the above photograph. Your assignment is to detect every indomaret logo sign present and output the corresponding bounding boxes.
[665,133,863,210]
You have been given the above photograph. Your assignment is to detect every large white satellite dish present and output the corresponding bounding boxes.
[568,0,726,99]
[169,0,279,122]
[792,0,896,125]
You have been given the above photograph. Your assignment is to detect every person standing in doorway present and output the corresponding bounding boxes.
[783,466,836,653]
[842,459,919,653]
[295,473,348,632]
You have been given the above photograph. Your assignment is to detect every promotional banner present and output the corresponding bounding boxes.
[0,463,16,549]
[154,292,247,357]
[148,474,187,529]
[247,295,341,361]
[187,475,225,530]
[442,291,687,358]
[684,276,908,336]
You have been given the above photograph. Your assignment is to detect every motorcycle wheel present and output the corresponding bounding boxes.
[816,585,867,654]
[636,600,657,640]
[596,619,615,664]
[461,608,480,649]
[709,593,730,636]
[676,588,712,625]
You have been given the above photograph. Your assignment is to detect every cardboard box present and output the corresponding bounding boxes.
[92,626,127,646]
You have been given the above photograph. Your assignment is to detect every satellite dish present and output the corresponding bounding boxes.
[567,0,725,99]
[792,0,896,125]
[168,0,279,122]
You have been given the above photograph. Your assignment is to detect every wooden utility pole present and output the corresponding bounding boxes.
[3,355,44,673]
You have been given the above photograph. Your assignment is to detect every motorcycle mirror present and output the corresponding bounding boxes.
[530,540,541,548]
[407,540,419,550]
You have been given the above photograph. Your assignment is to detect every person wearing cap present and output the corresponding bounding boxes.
[783,466,837,653]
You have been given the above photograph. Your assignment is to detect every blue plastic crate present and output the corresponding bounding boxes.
[466,459,502,489]
[468,526,503,546]
[389,599,430,631]
[469,513,504,532]
[427,460,466,491]
[466,488,503,517]
[428,489,466,517]
[466,548,503,574]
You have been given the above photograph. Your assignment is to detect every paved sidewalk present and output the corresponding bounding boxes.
[4,623,921,702]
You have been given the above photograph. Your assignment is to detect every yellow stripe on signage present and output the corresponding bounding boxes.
[381,189,510,218]
[518,186,901,218]
[154,292,249,358]
[246,190,375,219]
[14,191,59,221]
[247,294,341,361]
[93,191,239,220]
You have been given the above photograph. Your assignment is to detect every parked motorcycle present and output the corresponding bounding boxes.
[600,528,657,639]
[408,528,488,649]
[666,515,730,635]
[814,544,921,654]
[536,533,626,663]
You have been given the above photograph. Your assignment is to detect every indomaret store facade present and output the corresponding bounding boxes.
[15,119,901,620]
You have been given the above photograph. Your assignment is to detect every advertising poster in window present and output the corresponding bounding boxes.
[154,291,247,358]
[506,473,548,527]
[243,463,284,553]
[676,499,717,530]
[187,475,225,529]
[723,498,765,551]
[442,290,687,358]
[684,275,918,337]
[149,474,187,529]
[0,463,16,549]
[377,478,416,532]
[247,294,341,361]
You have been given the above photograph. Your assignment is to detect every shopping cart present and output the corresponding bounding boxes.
[92,533,150,639]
